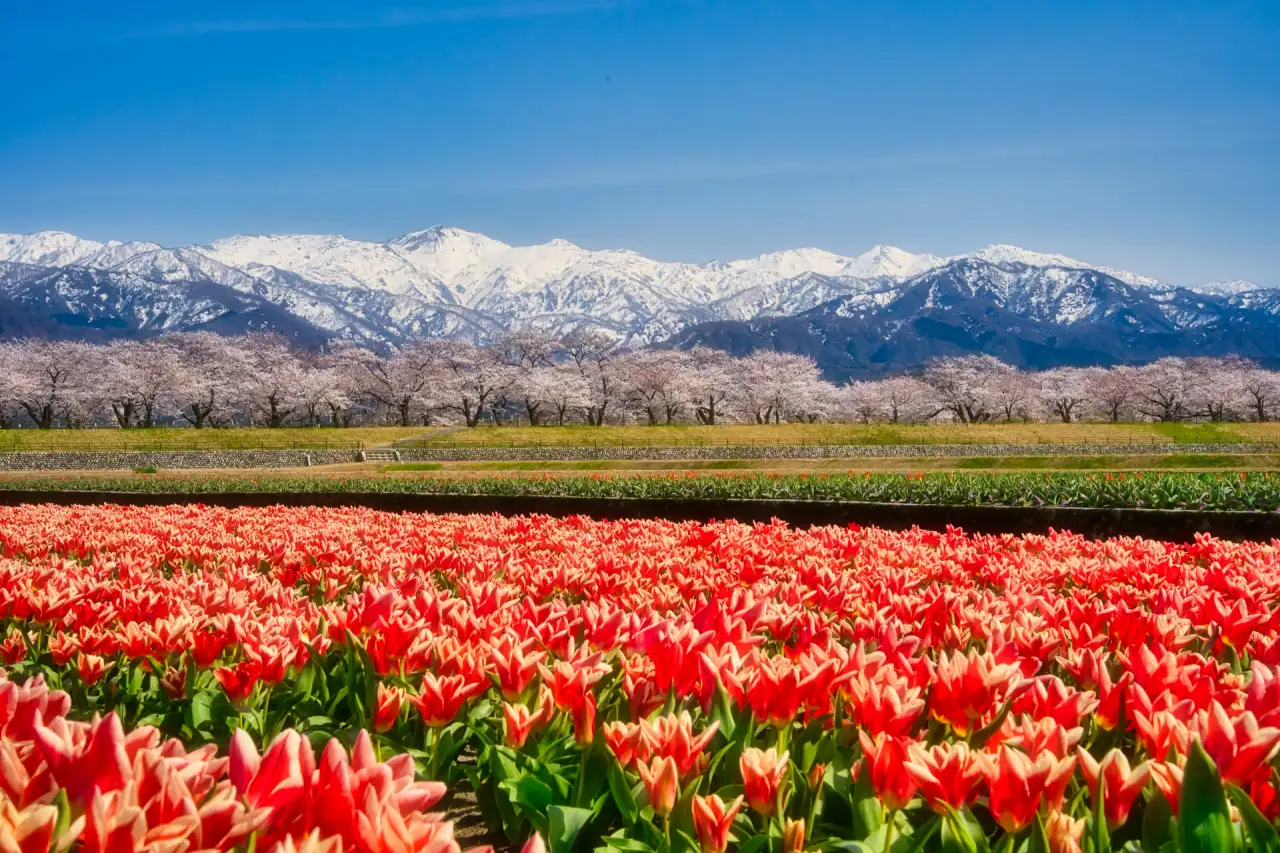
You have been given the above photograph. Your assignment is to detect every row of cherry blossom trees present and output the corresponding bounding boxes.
[0,333,1276,428]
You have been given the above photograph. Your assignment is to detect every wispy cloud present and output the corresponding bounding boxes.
[124,1,630,39]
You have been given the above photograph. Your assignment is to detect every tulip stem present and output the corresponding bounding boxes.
[662,814,672,853]
[426,727,440,778]
[574,745,588,807]
[883,809,895,853]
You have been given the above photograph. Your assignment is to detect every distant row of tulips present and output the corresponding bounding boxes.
[1,469,1278,511]
[1,504,1279,851]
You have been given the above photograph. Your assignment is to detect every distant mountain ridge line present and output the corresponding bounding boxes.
[0,226,1264,295]
[0,226,1277,379]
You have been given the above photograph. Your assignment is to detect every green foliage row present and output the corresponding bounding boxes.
[2,470,1279,511]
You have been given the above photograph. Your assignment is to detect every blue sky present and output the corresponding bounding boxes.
[1,0,1277,285]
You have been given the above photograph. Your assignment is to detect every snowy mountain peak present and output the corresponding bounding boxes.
[1190,279,1264,297]
[728,248,859,279]
[0,231,105,267]
[386,226,510,281]
[956,244,1162,288]
[79,241,165,269]
[847,245,943,279]
[961,244,1085,269]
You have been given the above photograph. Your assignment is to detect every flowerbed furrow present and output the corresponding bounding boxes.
[0,504,1279,852]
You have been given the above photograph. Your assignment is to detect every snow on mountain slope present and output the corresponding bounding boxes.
[198,234,452,301]
[79,241,165,268]
[0,226,1269,348]
[0,231,105,267]
[1189,279,1264,297]
[954,244,1163,288]
[727,244,942,281]
[386,226,512,283]
[106,247,266,290]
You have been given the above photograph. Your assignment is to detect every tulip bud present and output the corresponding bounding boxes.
[783,818,806,853]
[505,702,539,749]
[374,683,406,733]
[76,653,111,687]
[808,762,827,790]
[692,794,744,853]
[637,756,680,817]
[521,833,547,853]
[740,747,789,815]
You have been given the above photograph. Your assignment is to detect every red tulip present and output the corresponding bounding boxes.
[858,732,917,811]
[1191,701,1280,786]
[929,649,1022,736]
[1149,762,1184,815]
[490,635,545,701]
[636,755,680,817]
[411,672,483,728]
[31,711,132,806]
[214,661,261,703]
[521,833,548,853]
[0,631,26,666]
[691,793,743,853]
[76,653,112,688]
[504,702,541,749]
[1077,747,1152,830]
[374,683,406,733]
[903,741,984,813]
[1044,810,1086,853]
[603,720,646,768]
[639,712,719,778]
[984,746,1076,834]
[0,801,59,853]
[740,747,789,816]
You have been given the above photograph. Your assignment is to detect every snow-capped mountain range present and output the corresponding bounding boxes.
[0,227,1271,358]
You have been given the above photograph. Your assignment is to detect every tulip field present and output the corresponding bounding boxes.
[2,504,1280,853]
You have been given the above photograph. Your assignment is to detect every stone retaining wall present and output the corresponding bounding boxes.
[0,450,359,471]
[398,442,1279,462]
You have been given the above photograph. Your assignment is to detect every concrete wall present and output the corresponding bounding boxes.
[0,450,359,471]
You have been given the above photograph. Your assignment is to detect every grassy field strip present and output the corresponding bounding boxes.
[2,422,1280,452]
[392,422,1280,446]
[383,454,1280,473]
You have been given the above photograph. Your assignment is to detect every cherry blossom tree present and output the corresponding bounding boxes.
[1242,365,1280,422]
[3,339,93,429]
[989,368,1034,423]
[1086,366,1136,423]
[844,376,932,424]
[1133,358,1192,422]
[99,339,182,428]
[0,347,20,428]
[922,355,1013,424]
[686,347,735,425]
[1185,356,1249,422]
[564,330,623,426]
[243,333,309,428]
[333,340,436,427]
[1036,368,1092,423]
[430,341,517,427]
[619,350,697,425]
[171,333,254,428]
[732,352,834,424]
